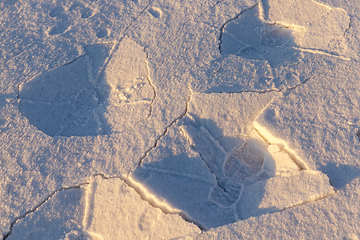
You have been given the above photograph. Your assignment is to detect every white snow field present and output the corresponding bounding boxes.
[0,0,360,239]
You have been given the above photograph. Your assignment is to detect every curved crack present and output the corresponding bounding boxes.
[218,3,259,54]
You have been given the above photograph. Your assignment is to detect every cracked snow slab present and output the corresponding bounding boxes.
[0,0,151,96]
[0,0,212,236]
[0,40,159,237]
[130,92,334,230]
[4,176,200,240]
[190,0,354,93]
[195,177,360,239]
[0,36,160,236]
[1,0,359,238]
[83,176,201,239]
[253,59,360,189]
[187,92,278,141]
[19,37,155,137]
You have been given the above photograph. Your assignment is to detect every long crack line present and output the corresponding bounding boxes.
[281,72,323,92]
[2,184,88,240]
[136,86,193,168]
[278,190,337,213]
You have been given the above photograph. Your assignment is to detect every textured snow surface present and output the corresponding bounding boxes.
[1,0,360,239]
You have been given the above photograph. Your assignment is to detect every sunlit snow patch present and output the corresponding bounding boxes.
[18,37,155,137]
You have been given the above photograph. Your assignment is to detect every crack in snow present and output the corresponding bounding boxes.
[2,184,88,240]
[124,175,206,230]
[109,44,157,134]
[187,133,230,194]
[10,0,153,105]
[140,166,216,185]
[18,37,155,137]
[214,0,353,95]
[4,171,203,239]
[278,189,337,212]
[83,173,205,232]
[136,86,193,168]
[16,51,88,101]
[281,73,322,92]
[344,16,354,40]
[177,116,336,227]
[2,0,352,237]
[252,122,309,170]
[293,47,351,61]
[218,3,259,54]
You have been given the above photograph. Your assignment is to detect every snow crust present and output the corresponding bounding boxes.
[1,0,360,239]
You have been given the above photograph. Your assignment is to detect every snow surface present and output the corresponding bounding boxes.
[1,0,360,239]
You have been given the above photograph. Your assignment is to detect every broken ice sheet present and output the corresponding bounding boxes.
[83,176,200,240]
[130,92,334,230]
[192,0,351,93]
[18,37,154,137]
